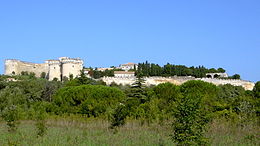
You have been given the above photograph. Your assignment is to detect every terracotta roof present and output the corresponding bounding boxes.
[97,68,114,71]
[114,71,135,74]
[121,62,136,66]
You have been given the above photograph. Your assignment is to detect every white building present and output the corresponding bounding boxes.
[97,67,114,72]
[206,73,228,78]
[114,71,135,78]
[119,63,137,71]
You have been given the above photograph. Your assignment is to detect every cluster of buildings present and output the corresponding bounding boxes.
[4,57,255,90]
[96,62,137,78]
[4,57,137,80]
[5,57,83,81]
[4,57,229,81]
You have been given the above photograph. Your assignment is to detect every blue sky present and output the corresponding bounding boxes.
[0,0,259,81]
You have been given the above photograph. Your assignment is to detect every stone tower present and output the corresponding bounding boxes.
[5,59,19,75]
[47,60,61,81]
[4,57,84,81]
[59,57,83,79]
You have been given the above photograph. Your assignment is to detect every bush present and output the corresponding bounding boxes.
[110,104,128,129]
[53,85,126,117]
[172,80,218,145]
[35,108,47,137]
[2,105,20,132]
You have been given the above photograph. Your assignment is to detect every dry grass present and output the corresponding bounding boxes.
[0,116,259,146]
[207,119,259,146]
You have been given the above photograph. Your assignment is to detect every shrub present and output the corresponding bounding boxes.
[110,104,128,129]
[35,109,47,137]
[2,105,20,132]
[172,80,217,145]
[53,85,126,117]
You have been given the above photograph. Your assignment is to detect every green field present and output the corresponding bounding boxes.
[0,116,259,146]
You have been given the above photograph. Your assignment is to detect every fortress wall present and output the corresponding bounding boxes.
[198,78,255,90]
[62,62,83,79]
[49,63,61,81]
[4,57,84,81]
[5,60,19,75]
[144,76,195,86]
[17,61,49,77]
[101,76,255,90]
[5,60,48,77]
[102,77,136,86]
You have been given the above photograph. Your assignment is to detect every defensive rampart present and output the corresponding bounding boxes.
[5,59,49,77]
[5,57,83,81]
[101,76,255,90]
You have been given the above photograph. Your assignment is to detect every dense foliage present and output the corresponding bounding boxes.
[85,61,230,79]
[53,85,126,117]
[87,68,124,79]
[136,61,226,78]
[0,74,258,145]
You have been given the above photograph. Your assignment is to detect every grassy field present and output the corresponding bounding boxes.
[0,116,259,146]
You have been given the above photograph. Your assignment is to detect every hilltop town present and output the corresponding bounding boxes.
[4,57,255,90]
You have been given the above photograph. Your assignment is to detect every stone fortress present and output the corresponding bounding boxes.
[5,57,83,81]
[102,76,255,90]
[4,57,255,90]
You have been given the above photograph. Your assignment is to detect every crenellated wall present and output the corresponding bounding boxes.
[198,78,255,90]
[60,57,83,79]
[4,57,83,81]
[101,76,255,90]
[47,60,61,81]
[5,59,49,77]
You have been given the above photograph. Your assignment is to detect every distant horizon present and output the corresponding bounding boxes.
[0,0,259,82]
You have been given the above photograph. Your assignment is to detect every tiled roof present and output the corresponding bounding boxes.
[121,63,136,66]
[114,71,135,74]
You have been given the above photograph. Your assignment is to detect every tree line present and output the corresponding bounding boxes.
[86,61,241,79]
[0,73,258,145]
[136,61,226,78]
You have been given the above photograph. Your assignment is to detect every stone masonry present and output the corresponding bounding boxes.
[101,76,255,90]
[5,57,83,81]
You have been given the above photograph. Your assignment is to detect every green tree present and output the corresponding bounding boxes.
[128,75,147,103]
[110,104,128,129]
[69,74,74,80]
[150,83,182,121]
[2,105,20,132]
[40,72,46,79]
[253,81,260,98]
[172,80,217,145]
[53,85,126,116]
[34,103,47,137]
[230,74,241,79]
[217,68,226,73]
[253,81,260,117]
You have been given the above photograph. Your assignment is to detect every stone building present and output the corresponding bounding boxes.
[114,71,135,78]
[97,67,114,72]
[206,73,228,78]
[5,57,83,81]
[118,63,137,71]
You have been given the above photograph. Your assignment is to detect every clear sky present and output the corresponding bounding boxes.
[0,0,259,82]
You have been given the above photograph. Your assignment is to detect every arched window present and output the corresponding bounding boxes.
[214,74,220,78]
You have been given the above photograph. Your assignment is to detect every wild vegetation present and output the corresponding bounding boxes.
[0,73,259,145]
